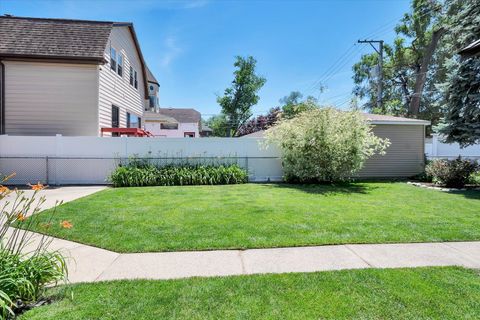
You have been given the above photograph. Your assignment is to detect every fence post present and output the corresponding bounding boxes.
[55,134,62,186]
[45,156,49,185]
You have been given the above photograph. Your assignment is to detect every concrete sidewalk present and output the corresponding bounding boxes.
[0,186,106,214]
[15,231,480,283]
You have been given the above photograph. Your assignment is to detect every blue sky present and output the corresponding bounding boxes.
[1,0,410,118]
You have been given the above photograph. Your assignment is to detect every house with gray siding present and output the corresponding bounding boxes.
[0,15,159,136]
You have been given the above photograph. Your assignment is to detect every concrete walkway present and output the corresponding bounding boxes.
[15,231,480,283]
[0,186,107,214]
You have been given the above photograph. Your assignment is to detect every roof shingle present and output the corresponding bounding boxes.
[158,108,201,123]
[0,16,113,61]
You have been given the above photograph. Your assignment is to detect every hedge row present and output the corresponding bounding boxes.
[109,164,248,187]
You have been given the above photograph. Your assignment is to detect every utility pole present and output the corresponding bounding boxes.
[358,39,384,110]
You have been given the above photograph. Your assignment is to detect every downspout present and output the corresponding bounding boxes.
[0,60,4,135]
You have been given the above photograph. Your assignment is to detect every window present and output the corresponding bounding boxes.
[112,105,120,137]
[112,106,119,128]
[148,96,156,109]
[129,66,138,89]
[134,70,138,89]
[160,123,178,130]
[184,132,195,138]
[129,66,134,86]
[110,47,117,71]
[127,113,141,128]
[117,53,123,77]
[110,47,123,77]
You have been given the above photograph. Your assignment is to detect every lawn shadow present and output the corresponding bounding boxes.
[268,182,377,196]
[448,189,480,201]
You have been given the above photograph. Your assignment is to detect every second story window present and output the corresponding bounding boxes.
[110,46,122,77]
[117,54,123,77]
[110,47,117,71]
[129,66,138,89]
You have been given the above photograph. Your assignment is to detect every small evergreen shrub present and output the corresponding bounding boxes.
[109,163,248,187]
[425,157,478,188]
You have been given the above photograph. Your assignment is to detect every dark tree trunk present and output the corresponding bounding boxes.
[408,28,446,117]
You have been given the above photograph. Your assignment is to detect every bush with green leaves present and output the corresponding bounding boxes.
[109,163,248,187]
[265,108,390,183]
[0,177,68,319]
[469,171,480,186]
[425,157,478,188]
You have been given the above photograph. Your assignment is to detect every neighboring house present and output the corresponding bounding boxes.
[144,108,202,138]
[242,113,430,177]
[200,125,213,137]
[146,67,160,113]
[0,15,158,136]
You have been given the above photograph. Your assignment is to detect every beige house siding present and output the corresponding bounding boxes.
[3,61,98,136]
[98,26,146,133]
[359,124,425,177]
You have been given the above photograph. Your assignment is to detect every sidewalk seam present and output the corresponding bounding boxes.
[93,253,122,281]
[344,245,375,268]
[441,243,480,266]
[238,250,247,274]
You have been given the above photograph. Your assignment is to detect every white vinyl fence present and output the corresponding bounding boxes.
[0,135,283,185]
[425,134,480,161]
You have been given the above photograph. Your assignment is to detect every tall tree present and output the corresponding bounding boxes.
[279,91,319,119]
[437,0,480,146]
[204,114,228,137]
[237,107,281,137]
[352,0,449,123]
[217,56,266,137]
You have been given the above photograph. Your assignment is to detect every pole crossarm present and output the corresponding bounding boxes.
[357,39,384,110]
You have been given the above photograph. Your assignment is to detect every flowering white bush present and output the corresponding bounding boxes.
[265,108,390,182]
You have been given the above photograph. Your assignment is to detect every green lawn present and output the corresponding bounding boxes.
[21,267,480,319]
[26,182,480,253]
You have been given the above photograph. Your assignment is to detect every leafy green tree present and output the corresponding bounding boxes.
[279,91,319,119]
[217,56,266,137]
[204,114,229,137]
[352,0,449,124]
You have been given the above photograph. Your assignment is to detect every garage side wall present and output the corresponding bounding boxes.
[359,124,425,177]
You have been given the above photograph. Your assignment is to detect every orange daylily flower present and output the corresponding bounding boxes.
[29,182,45,191]
[17,212,26,221]
[0,185,10,194]
[60,220,73,229]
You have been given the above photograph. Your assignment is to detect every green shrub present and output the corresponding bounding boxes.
[0,177,68,319]
[425,158,478,188]
[468,170,480,186]
[265,108,390,183]
[109,164,248,187]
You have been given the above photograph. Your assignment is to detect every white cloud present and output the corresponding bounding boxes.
[159,36,183,68]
